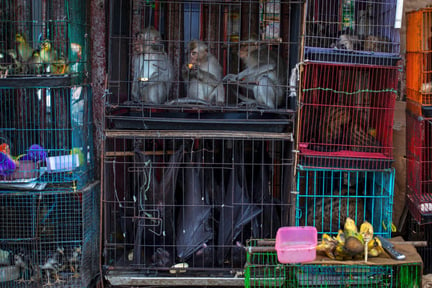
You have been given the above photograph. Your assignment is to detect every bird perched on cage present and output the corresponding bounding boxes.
[39,40,69,74]
[68,246,81,278]
[14,248,33,283]
[40,247,65,286]
[0,49,22,77]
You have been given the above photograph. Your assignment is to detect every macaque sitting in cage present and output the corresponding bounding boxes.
[223,36,286,109]
[180,40,225,105]
[131,26,174,104]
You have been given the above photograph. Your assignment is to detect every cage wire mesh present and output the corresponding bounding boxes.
[405,112,432,224]
[298,62,398,170]
[303,0,401,66]
[0,85,94,189]
[0,0,88,79]
[295,167,394,238]
[406,8,432,117]
[102,133,294,279]
[244,245,422,288]
[106,0,303,116]
[0,182,100,287]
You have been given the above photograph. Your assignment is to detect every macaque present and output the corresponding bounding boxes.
[223,38,285,109]
[181,40,225,104]
[131,27,173,104]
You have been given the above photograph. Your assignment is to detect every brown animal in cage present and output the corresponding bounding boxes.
[312,106,380,152]
[304,187,366,234]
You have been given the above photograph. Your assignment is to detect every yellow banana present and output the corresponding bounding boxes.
[334,229,345,244]
[360,221,374,240]
[344,217,358,233]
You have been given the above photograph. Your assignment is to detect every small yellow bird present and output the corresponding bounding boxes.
[15,33,34,63]
[40,40,69,74]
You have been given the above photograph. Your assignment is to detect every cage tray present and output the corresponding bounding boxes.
[108,108,292,133]
[304,47,401,66]
[0,75,75,88]
[0,167,47,190]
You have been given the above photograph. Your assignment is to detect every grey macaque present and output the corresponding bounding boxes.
[223,38,285,109]
[131,27,173,104]
[181,40,225,104]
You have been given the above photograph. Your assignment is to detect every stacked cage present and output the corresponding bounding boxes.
[297,0,399,233]
[290,0,402,285]
[0,1,99,287]
[405,8,432,226]
[103,0,300,285]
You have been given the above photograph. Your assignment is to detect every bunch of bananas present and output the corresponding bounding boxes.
[316,217,385,261]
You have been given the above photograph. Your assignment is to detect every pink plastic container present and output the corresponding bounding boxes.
[275,226,317,264]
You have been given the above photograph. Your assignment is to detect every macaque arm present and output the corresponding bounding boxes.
[237,64,276,81]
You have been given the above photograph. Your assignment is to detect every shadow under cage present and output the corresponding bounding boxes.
[102,132,294,284]
[298,62,398,170]
[106,0,303,119]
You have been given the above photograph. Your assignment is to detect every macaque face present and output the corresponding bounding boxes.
[134,30,160,54]
[190,48,206,65]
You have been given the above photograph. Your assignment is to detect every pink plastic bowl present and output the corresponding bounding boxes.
[275,226,317,264]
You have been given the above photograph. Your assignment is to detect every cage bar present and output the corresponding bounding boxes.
[106,0,302,115]
[296,166,394,237]
[0,0,89,80]
[0,85,94,189]
[0,182,100,287]
[303,0,401,66]
[298,62,398,170]
[102,133,294,284]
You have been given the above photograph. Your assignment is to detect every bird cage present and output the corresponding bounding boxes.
[106,0,303,121]
[244,241,422,288]
[0,182,100,287]
[102,131,294,286]
[298,62,398,170]
[0,0,88,81]
[303,0,401,66]
[0,85,94,190]
[406,8,432,116]
[295,166,394,237]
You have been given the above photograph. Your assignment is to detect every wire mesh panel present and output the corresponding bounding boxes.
[244,247,422,288]
[298,62,398,170]
[0,85,94,189]
[0,0,88,80]
[106,0,302,119]
[296,167,394,237]
[304,0,401,66]
[0,182,100,287]
[102,132,293,284]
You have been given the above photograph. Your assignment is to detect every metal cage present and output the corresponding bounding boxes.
[0,0,89,80]
[0,182,100,287]
[102,132,294,286]
[406,8,432,117]
[298,62,398,170]
[303,0,401,66]
[244,245,422,288]
[295,166,394,237]
[0,85,94,190]
[106,0,303,117]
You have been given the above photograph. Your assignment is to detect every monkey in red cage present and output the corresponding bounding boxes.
[224,35,286,109]
[131,26,174,104]
[179,40,225,105]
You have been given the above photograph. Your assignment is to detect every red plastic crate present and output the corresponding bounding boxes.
[298,62,398,169]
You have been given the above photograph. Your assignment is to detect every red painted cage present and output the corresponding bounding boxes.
[298,62,398,170]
